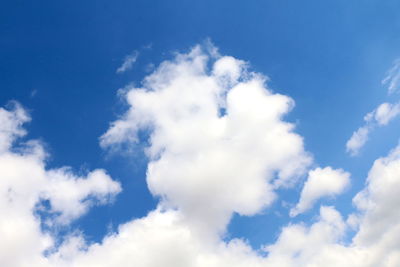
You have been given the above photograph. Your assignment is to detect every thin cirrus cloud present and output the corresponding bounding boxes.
[2,43,400,266]
[346,59,400,156]
[116,50,139,74]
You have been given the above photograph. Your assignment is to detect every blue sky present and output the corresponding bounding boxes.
[1,1,400,266]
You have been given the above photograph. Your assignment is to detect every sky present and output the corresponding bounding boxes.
[1,1,400,266]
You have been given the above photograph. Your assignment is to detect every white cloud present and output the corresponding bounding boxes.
[3,43,400,267]
[352,145,400,250]
[48,208,268,267]
[0,101,30,153]
[346,102,400,155]
[346,59,400,156]
[116,51,139,74]
[346,125,371,156]
[92,45,400,266]
[382,59,400,94]
[265,145,400,266]
[367,102,400,126]
[290,167,350,217]
[101,44,312,235]
[0,103,121,267]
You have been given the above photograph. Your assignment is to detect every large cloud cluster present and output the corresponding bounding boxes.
[2,44,400,266]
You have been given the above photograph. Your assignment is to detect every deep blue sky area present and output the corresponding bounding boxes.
[1,0,400,248]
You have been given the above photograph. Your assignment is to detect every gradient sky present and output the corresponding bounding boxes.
[1,1,400,266]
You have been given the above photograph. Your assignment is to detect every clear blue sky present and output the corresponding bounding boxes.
[1,1,400,265]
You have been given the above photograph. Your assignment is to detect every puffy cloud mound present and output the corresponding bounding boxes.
[352,145,400,263]
[265,146,400,266]
[101,44,312,235]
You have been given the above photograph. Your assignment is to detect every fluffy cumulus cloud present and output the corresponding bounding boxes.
[264,146,400,266]
[3,44,400,267]
[101,44,312,235]
[290,167,350,217]
[352,146,400,262]
[0,103,121,267]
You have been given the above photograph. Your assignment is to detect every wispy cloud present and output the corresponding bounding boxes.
[346,102,400,155]
[346,59,400,156]
[116,51,139,74]
[382,58,400,94]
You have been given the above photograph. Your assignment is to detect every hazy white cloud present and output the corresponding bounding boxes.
[382,59,400,94]
[290,167,350,217]
[116,51,139,74]
[346,102,400,156]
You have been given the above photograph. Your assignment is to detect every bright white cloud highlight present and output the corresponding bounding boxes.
[290,167,350,217]
[116,51,139,73]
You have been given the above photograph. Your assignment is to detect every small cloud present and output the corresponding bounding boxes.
[116,51,139,74]
[346,102,400,156]
[346,125,371,156]
[290,167,350,217]
[382,58,400,94]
